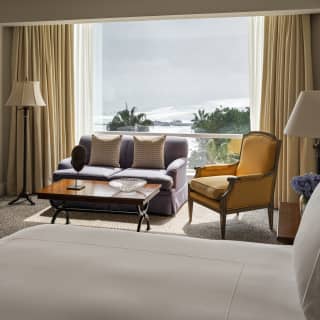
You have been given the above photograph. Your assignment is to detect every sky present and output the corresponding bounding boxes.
[99,17,249,121]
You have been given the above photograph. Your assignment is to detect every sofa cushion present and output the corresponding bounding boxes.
[132,135,165,169]
[53,166,121,181]
[110,168,173,190]
[190,175,236,199]
[293,183,320,320]
[89,134,122,167]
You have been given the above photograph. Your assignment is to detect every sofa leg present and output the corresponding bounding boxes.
[268,206,274,231]
[188,198,193,223]
[220,214,226,240]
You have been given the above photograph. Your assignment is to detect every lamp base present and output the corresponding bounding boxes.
[67,184,85,190]
[8,191,35,206]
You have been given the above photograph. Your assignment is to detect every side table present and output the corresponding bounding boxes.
[277,202,301,244]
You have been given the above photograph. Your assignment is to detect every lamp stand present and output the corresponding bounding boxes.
[9,106,35,205]
[314,139,320,174]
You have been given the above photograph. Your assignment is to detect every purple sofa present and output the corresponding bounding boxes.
[53,135,188,216]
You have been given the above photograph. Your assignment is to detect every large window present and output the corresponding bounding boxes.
[78,17,251,167]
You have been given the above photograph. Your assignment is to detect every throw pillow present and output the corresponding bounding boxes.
[89,134,122,167]
[132,135,166,169]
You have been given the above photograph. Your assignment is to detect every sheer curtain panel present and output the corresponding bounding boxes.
[249,16,264,131]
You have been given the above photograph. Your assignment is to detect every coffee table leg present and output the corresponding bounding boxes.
[137,203,150,232]
[137,215,144,232]
[51,206,70,225]
[51,208,63,224]
[66,211,70,224]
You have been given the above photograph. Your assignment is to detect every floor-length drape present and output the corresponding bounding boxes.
[7,25,75,194]
[260,15,316,205]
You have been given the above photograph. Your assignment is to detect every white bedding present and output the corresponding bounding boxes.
[0,225,304,320]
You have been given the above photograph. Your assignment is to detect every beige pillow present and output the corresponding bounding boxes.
[132,135,166,169]
[89,134,122,167]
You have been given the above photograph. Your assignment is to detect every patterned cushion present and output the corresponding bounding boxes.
[190,175,236,199]
[89,134,122,167]
[132,135,165,169]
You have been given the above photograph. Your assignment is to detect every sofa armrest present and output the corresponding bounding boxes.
[166,158,187,189]
[58,157,73,170]
[195,163,238,178]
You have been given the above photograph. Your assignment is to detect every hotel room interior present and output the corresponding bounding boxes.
[0,1,320,319]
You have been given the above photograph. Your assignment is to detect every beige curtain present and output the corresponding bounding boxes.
[7,25,75,194]
[260,15,316,205]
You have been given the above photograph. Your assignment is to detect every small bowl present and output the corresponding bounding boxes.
[109,178,147,192]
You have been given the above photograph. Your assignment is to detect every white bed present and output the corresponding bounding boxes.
[1,187,320,320]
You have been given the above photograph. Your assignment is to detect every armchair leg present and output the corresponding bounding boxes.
[188,198,194,223]
[220,214,226,240]
[268,206,274,231]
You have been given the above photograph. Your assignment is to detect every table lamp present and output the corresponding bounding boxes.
[284,90,320,172]
[6,81,46,205]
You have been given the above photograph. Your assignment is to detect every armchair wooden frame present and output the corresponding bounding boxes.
[188,131,281,239]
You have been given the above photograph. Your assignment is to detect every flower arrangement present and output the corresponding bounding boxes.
[291,173,320,202]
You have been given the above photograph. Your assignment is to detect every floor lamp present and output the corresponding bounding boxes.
[284,90,320,173]
[6,81,46,205]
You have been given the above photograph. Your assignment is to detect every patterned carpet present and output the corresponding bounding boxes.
[0,196,281,244]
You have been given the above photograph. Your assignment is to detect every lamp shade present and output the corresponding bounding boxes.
[5,81,46,107]
[284,90,320,138]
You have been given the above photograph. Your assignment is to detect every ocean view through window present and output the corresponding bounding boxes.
[84,17,250,167]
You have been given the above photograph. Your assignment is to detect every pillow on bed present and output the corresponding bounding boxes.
[132,135,165,169]
[89,134,122,167]
[293,183,320,320]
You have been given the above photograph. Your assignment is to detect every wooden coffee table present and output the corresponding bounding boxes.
[37,179,161,232]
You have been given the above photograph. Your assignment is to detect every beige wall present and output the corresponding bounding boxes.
[312,15,320,89]
[0,0,319,24]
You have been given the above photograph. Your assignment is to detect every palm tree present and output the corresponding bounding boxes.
[191,109,209,131]
[108,103,153,131]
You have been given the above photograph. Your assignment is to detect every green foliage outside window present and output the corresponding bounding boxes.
[189,106,250,167]
[108,103,153,131]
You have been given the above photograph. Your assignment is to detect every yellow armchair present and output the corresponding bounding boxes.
[188,131,281,239]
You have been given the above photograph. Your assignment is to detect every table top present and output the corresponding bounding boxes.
[37,179,161,206]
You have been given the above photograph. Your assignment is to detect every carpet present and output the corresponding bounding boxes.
[25,202,280,244]
[0,196,49,238]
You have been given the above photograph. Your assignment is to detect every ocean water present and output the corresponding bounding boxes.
[94,97,248,156]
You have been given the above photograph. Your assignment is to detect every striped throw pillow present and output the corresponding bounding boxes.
[132,135,166,169]
[89,134,122,167]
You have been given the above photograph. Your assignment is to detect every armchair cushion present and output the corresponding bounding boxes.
[190,175,236,199]
[236,134,278,176]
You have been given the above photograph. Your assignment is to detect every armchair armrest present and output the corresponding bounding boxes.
[227,173,266,182]
[195,163,238,178]
[166,158,187,189]
[57,157,73,170]
[224,173,274,209]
